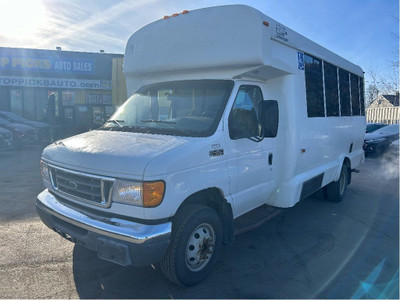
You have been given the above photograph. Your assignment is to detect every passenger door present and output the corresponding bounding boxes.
[225,84,277,217]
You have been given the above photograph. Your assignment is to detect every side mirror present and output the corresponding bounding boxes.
[229,108,259,140]
[259,100,279,138]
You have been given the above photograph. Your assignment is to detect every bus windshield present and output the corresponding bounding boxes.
[100,80,233,137]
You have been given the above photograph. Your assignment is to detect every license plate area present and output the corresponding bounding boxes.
[97,238,132,266]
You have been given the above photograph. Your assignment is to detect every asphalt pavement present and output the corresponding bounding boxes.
[0,145,398,298]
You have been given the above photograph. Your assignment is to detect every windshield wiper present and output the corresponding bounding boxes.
[141,119,176,124]
[105,119,125,127]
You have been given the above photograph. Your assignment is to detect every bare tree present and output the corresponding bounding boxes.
[365,16,399,107]
[366,83,380,107]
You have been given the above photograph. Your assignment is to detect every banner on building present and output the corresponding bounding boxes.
[0,55,95,74]
[0,76,111,90]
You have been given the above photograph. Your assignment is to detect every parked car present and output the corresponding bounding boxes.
[389,139,399,155]
[0,111,51,144]
[366,123,387,133]
[0,116,37,147]
[0,127,13,149]
[364,124,399,155]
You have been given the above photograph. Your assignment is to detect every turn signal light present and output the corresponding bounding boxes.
[143,181,165,207]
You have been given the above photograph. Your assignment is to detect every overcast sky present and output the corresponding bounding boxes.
[0,0,398,85]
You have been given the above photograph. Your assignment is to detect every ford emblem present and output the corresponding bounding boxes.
[67,181,78,190]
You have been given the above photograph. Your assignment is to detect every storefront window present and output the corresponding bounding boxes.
[64,107,74,120]
[92,106,104,127]
[105,105,114,119]
[62,91,75,106]
[10,89,23,116]
[47,91,59,124]
[35,89,48,122]
[23,89,35,120]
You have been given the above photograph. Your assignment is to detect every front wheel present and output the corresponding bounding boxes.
[325,164,349,202]
[160,204,223,286]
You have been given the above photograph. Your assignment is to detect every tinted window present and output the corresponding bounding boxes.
[360,78,365,116]
[305,54,324,117]
[339,69,351,116]
[350,73,360,116]
[229,85,263,139]
[324,62,339,117]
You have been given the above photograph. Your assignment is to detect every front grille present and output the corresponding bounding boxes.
[49,166,114,207]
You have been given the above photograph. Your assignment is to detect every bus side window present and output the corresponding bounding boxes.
[304,54,325,118]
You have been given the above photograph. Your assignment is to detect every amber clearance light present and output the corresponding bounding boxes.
[163,10,190,20]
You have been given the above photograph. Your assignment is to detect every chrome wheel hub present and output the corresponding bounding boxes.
[185,223,215,271]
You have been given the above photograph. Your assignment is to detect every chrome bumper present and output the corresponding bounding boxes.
[36,189,172,245]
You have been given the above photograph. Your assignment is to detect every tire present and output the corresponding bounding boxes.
[326,164,349,202]
[160,204,223,286]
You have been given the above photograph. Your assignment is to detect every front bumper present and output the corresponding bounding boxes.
[36,189,171,266]
[363,141,387,154]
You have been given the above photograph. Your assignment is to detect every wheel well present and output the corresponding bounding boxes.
[343,157,351,185]
[176,188,234,246]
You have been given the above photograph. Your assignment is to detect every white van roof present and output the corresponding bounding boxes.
[124,5,363,89]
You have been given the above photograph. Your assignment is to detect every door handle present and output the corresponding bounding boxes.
[268,153,273,165]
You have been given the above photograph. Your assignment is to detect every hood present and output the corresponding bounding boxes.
[0,127,11,134]
[365,128,398,141]
[4,122,36,132]
[42,130,188,178]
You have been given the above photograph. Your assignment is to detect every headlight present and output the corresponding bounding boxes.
[112,179,165,207]
[40,160,51,184]
[112,180,142,206]
[366,138,386,144]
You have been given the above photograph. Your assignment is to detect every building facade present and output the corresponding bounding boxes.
[367,93,399,109]
[0,47,126,135]
[366,93,400,124]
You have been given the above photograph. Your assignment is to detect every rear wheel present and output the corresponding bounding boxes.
[326,164,349,202]
[160,204,222,286]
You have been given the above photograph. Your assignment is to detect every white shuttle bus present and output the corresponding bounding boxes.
[37,5,366,285]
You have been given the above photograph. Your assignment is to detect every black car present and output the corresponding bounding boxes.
[0,111,51,144]
[0,116,37,147]
[366,122,387,133]
[364,124,399,155]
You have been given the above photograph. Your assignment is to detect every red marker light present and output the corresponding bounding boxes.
[182,10,189,14]
[263,21,270,27]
